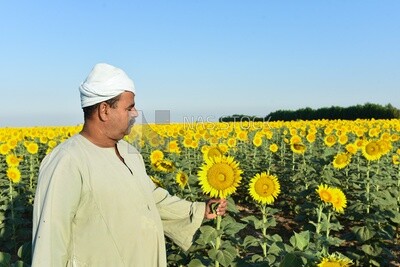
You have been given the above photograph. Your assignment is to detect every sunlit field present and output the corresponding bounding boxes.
[1,119,399,266]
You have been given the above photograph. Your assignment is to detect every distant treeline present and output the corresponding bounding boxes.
[219,103,400,122]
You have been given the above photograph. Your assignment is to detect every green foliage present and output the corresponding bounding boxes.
[220,103,400,121]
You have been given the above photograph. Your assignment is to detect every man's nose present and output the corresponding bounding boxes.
[130,108,139,118]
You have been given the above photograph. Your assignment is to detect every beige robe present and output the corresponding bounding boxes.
[32,134,205,267]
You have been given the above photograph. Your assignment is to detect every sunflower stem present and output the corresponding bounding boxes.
[323,210,332,256]
[261,204,268,258]
[366,161,370,214]
[30,154,35,190]
[376,158,380,175]
[316,204,324,252]
[397,165,400,213]
[291,153,295,172]
[326,210,332,239]
[357,154,361,180]
[316,204,323,235]
[9,180,16,254]
[215,215,222,267]
[280,139,286,166]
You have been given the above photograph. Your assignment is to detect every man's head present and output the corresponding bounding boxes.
[79,63,138,141]
[79,63,135,108]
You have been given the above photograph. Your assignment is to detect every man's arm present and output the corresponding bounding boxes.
[32,151,82,267]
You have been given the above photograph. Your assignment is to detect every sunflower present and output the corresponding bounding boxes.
[150,150,164,164]
[149,175,164,188]
[330,188,347,213]
[7,138,18,149]
[306,133,316,143]
[7,167,21,183]
[153,159,175,173]
[324,135,337,147]
[291,143,306,154]
[380,132,391,141]
[355,138,366,149]
[368,128,379,138]
[198,156,242,199]
[227,137,237,148]
[168,140,181,154]
[362,140,382,161]
[391,134,400,142]
[377,139,392,156]
[264,130,273,140]
[48,140,57,149]
[218,144,229,153]
[190,139,199,149]
[345,143,358,155]
[40,136,48,144]
[317,252,353,267]
[148,133,164,147]
[338,134,348,145]
[316,184,333,203]
[0,143,11,155]
[289,128,297,136]
[182,137,193,148]
[6,154,23,167]
[252,136,262,147]
[249,172,281,205]
[203,146,224,161]
[237,131,248,141]
[26,142,39,155]
[333,153,351,169]
[269,143,278,153]
[392,155,400,165]
[290,135,302,144]
[176,170,189,189]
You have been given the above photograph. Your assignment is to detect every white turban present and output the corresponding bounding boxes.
[79,63,136,108]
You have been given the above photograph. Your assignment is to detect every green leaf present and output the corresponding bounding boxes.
[361,244,382,256]
[289,231,310,251]
[351,226,375,242]
[198,225,218,244]
[0,252,11,266]
[208,244,237,267]
[279,252,304,267]
[242,235,260,248]
[221,217,246,235]
[268,242,282,255]
[269,234,283,242]
[389,211,400,224]
[11,261,30,267]
[17,242,32,263]
[226,197,239,213]
[250,254,264,263]
[325,236,344,247]
[242,215,262,229]
[188,259,206,267]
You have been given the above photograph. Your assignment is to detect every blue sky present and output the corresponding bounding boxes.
[1,1,399,126]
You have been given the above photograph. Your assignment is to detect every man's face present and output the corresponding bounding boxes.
[107,91,138,140]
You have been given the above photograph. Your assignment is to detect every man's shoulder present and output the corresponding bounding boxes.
[39,135,84,170]
[45,134,84,159]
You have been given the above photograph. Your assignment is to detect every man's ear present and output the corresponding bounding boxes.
[98,102,109,121]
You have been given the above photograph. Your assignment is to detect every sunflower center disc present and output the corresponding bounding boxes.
[262,184,269,193]
[218,174,226,181]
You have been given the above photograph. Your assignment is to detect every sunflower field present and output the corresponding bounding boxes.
[1,119,400,266]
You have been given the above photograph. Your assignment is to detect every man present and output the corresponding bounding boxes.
[31,63,227,266]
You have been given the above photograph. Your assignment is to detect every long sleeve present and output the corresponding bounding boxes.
[32,150,82,267]
[152,186,206,251]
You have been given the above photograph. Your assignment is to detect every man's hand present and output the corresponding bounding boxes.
[204,199,228,219]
